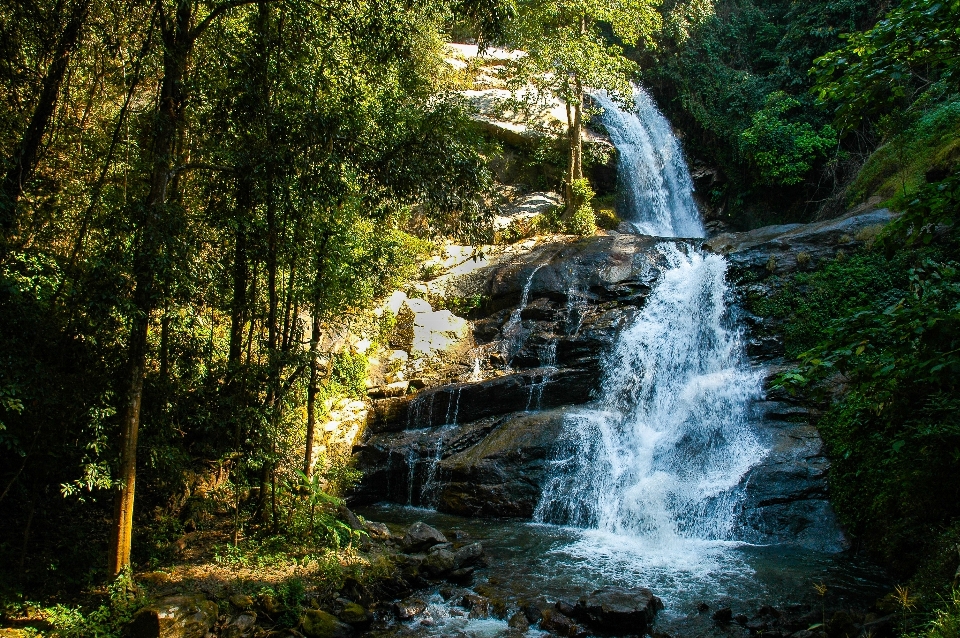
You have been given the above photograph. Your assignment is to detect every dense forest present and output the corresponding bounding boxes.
[0,0,958,635]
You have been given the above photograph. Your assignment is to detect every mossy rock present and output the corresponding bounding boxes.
[338,602,370,625]
[301,609,353,638]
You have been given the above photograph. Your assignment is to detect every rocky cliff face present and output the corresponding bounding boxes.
[352,208,895,552]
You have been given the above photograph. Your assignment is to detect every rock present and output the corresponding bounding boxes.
[738,409,849,552]
[572,586,663,634]
[402,521,447,552]
[509,611,530,631]
[137,572,172,586]
[258,593,281,615]
[437,408,573,517]
[300,609,353,638]
[421,548,456,577]
[229,594,254,610]
[394,597,427,620]
[453,542,484,569]
[337,602,370,626]
[336,505,364,531]
[127,595,219,638]
[704,209,896,277]
[447,567,475,583]
[696,601,710,613]
[735,614,749,625]
[556,600,577,617]
[460,594,491,619]
[712,607,733,624]
[221,613,257,638]
[363,521,391,540]
[521,597,550,625]
[540,608,586,637]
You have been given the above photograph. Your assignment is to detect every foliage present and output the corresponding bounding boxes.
[739,91,839,186]
[763,239,960,576]
[642,0,879,223]
[812,0,960,133]
[0,0,497,596]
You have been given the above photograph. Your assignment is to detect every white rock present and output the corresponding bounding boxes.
[405,297,432,313]
[385,290,408,315]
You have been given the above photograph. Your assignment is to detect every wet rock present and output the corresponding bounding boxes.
[520,597,551,625]
[437,408,572,517]
[447,567,476,584]
[221,613,257,638]
[735,614,749,625]
[460,594,491,619]
[421,548,456,577]
[401,522,447,552]
[712,607,733,624]
[509,611,531,631]
[300,609,353,638]
[572,586,663,635]
[439,585,470,601]
[556,600,577,617]
[127,595,219,638]
[453,542,485,569]
[540,608,587,637]
[394,597,427,620]
[704,209,896,278]
[696,601,710,613]
[738,408,848,552]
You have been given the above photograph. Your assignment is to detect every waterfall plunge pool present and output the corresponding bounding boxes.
[357,504,889,638]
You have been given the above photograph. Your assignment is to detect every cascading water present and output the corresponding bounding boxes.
[534,245,765,548]
[534,86,766,574]
[594,87,704,238]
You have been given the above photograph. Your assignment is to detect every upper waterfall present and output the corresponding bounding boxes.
[594,88,705,239]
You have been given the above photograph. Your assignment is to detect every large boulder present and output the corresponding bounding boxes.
[126,595,218,638]
[437,408,571,517]
[572,587,663,635]
[402,521,447,552]
[738,401,849,552]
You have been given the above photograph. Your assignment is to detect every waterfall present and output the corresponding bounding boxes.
[594,87,705,239]
[535,245,765,551]
[535,88,764,557]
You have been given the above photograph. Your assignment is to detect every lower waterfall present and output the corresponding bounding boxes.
[534,244,765,563]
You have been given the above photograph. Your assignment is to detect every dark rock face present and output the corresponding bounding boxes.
[572,587,664,636]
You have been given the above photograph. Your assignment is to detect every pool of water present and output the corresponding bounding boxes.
[357,504,890,637]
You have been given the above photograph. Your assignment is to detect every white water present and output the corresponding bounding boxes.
[534,88,765,581]
[594,87,704,238]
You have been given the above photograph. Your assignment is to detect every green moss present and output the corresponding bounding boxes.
[849,99,960,209]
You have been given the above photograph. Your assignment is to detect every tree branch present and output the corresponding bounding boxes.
[190,0,281,41]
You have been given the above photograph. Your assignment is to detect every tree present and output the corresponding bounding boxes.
[504,0,712,217]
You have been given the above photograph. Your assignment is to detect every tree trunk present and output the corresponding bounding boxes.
[564,86,585,219]
[109,0,192,576]
[1,0,92,240]
[304,233,331,479]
